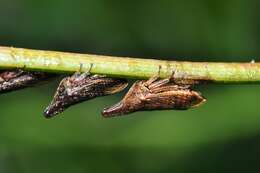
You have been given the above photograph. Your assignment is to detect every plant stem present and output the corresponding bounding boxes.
[0,46,259,83]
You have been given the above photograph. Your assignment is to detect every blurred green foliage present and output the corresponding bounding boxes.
[0,0,260,172]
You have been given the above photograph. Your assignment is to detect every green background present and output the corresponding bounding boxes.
[0,0,260,172]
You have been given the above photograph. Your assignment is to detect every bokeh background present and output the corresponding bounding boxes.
[0,0,260,172]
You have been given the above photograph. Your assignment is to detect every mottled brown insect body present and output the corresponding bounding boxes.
[0,70,51,93]
[44,72,128,118]
[102,75,206,117]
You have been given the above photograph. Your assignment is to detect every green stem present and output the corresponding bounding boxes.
[0,46,259,83]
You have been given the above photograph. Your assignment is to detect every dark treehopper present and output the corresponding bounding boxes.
[44,71,128,118]
[0,69,52,93]
[102,72,206,117]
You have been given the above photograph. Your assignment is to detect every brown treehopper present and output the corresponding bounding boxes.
[44,71,128,118]
[102,73,206,117]
[0,69,52,93]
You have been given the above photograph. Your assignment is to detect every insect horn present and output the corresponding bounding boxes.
[102,101,126,117]
[102,67,207,118]
[44,63,128,118]
[102,81,143,117]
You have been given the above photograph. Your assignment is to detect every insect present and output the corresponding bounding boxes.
[44,71,128,118]
[102,70,206,117]
[0,69,52,93]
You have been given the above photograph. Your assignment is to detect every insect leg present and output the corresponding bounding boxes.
[72,63,93,80]
[169,69,197,87]
[148,78,170,90]
[144,65,162,87]
[150,85,189,94]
